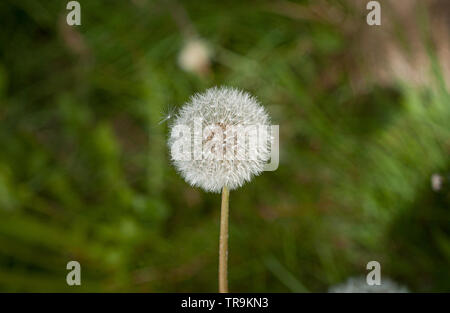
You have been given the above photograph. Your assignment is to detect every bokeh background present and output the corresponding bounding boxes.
[0,0,449,292]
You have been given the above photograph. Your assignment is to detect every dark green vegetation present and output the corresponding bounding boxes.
[0,0,448,292]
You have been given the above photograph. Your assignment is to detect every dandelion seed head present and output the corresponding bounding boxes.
[178,39,211,76]
[168,86,271,193]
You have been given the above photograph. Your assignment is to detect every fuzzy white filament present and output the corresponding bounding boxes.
[168,86,271,193]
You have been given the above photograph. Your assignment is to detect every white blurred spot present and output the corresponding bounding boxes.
[178,39,211,76]
[431,173,443,192]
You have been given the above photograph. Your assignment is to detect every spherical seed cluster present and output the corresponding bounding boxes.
[168,86,271,193]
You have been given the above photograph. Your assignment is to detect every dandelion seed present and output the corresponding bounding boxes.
[158,105,177,125]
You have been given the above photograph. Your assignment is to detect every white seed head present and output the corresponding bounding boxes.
[168,86,271,193]
[178,39,211,75]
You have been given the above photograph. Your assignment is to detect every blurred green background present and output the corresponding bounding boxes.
[0,0,449,292]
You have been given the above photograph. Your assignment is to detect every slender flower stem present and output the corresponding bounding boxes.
[219,186,229,293]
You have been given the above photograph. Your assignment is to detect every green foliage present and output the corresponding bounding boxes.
[0,0,448,292]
